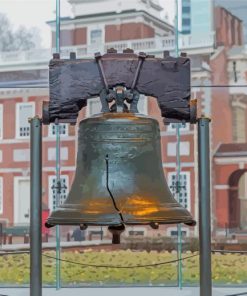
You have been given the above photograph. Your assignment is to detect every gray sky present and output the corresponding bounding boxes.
[0,0,174,48]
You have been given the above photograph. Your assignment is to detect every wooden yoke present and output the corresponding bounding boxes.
[43,49,196,125]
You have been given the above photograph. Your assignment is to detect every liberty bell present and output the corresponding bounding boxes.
[46,87,195,243]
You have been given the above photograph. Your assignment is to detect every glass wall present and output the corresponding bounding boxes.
[0,0,247,290]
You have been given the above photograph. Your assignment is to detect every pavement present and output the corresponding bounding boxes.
[0,240,112,252]
[0,287,247,296]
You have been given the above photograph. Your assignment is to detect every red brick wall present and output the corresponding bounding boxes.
[52,28,87,47]
[210,48,233,150]
[105,23,155,42]
[0,95,76,225]
[215,7,243,47]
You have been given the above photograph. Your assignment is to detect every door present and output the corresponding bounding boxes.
[15,178,30,225]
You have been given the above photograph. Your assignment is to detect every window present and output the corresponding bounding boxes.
[168,172,191,211]
[128,230,144,236]
[182,6,190,14]
[16,103,35,138]
[90,29,102,45]
[126,226,146,236]
[0,105,3,139]
[48,175,69,211]
[48,123,68,137]
[86,97,101,117]
[48,147,68,161]
[182,19,191,26]
[137,95,148,115]
[169,229,187,237]
[239,173,247,200]
[182,0,190,6]
[166,122,190,132]
[232,105,246,143]
[0,177,2,214]
[167,142,190,156]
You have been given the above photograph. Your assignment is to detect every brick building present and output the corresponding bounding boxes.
[0,0,246,239]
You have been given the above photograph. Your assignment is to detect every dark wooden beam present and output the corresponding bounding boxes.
[43,51,196,125]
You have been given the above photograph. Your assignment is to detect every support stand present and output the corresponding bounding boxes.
[198,117,212,296]
[30,117,42,296]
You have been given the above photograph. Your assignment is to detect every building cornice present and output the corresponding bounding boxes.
[48,10,174,32]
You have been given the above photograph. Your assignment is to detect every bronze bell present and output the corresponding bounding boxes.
[46,111,196,241]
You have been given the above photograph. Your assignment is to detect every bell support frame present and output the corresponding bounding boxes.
[43,48,197,125]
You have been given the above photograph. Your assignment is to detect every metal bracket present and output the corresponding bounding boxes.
[95,52,109,92]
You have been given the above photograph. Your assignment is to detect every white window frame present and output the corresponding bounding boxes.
[16,102,35,139]
[48,123,69,137]
[0,105,3,140]
[48,175,69,211]
[86,97,101,118]
[167,141,190,157]
[0,177,3,214]
[167,171,191,211]
[13,176,30,224]
[87,24,105,46]
[137,95,148,115]
[167,227,188,237]
[166,122,190,132]
[125,226,147,237]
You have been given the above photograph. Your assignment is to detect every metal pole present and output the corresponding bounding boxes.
[55,121,61,290]
[198,117,212,296]
[174,0,183,289]
[55,0,61,290]
[56,0,60,54]
[30,117,42,296]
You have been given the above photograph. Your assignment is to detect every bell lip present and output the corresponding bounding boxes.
[45,217,196,228]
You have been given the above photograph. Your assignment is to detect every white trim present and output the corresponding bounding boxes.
[86,97,101,117]
[161,130,194,136]
[15,102,35,139]
[0,104,3,139]
[214,157,247,165]
[0,166,76,173]
[137,95,148,115]
[0,88,48,99]
[166,122,190,132]
[167,141,190,156]
[0,177,3,214]
[50,11,173,32]
[239,162,245,169]
[0,136,76,144]
[87,24,105,46]
[162,162,195,168]
[14,177,30,224]
[214,185,230,190]
[232,100,247,109]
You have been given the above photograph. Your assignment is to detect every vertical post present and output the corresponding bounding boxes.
[55,0,61,290]
[55,121,61,290]
[198,117,212,296]
[56,0,60,54]
[175,0,183,289]
[30,117,42,296]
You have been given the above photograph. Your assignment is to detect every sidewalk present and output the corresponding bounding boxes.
[0,287,247,296]
[0,239,111,252]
